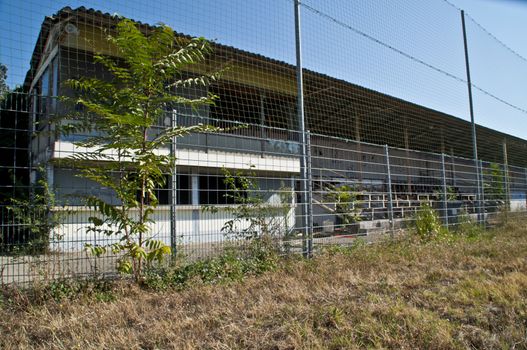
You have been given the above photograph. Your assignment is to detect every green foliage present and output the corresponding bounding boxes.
[412,203,448,241]
[484,163,505,204]
[40,278,115,303]
[434,186,457,201]
[0,63,8,102]
[61,18,221,282]
[455,208,483,238]
[4,171,68,255]
[0,277,115,305]
[144,238,279,291]
[321,238,367,256]
[204,167,293,241]
[324,184,362,227]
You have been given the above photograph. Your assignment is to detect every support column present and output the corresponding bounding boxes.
[191,171,200,239]
[384,145,394,235]
[479,159,486,227]
[294,0,313,257]
[306,131,314,256]
[404,120,411,195]
[461,9,483,224]
[355,112,363,184]
[441,154,448,227]
[503,139,510,212]
[260,92,266,156]
[170,110,178,258]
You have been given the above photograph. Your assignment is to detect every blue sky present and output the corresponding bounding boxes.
[0,0,526,139]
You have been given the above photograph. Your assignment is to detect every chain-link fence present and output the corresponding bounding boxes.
[1,0,526,285]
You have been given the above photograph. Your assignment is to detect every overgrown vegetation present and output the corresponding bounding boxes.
[143,237,280,291]
[61,19,221,281]
[484,162,506,209]
[0,63,8,102]
[0,81,31,254]
[1,218,526,349]
[324,184,362,230]
[411,202,448,240]
[411,202,486,242]
[455,207,484,238]
[203,167,293,241]
[3,171,68,255]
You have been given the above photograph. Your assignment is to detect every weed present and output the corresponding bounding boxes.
[456,208,484,238]
[412,203,450,241]
[321,238,367,256]
[144,237,279,291]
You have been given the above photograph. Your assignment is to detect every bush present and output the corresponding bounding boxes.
[0,277,116,306]
[144,237,280,291]
[455,208,483,238]
[3,173,68,256]
[412,203,449,241]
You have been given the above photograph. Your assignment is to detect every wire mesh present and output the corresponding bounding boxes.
[0,0,526,284]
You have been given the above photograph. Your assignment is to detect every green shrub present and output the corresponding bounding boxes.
[412,203,449,241]
[4,171,69,256]
[144,237,279,291]
[455,208,483,238]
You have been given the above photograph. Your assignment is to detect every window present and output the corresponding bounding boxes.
[156,174,191,205]
[40,67,50,115]
[175,174,191,205]
[134,173,192,205]
[199,174,247,205]
[51,57,59,112]
[33,67,50,129]
[32,88,40,131]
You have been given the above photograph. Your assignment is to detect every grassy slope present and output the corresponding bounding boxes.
[1,222,527,349]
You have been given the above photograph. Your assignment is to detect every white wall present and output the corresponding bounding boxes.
[50,204,296,252]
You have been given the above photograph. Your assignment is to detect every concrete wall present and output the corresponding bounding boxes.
[49,204,295,252]
[50,167,296,251]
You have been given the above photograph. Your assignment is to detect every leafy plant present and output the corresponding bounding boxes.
[434,186,457,201]
[0,63,8,103]
[455,207,482,238]
[412,203,447,241]
[204,167,293,241]
[4,170,67,255]
[61,18,221,282]
[324,184,362,228]
[483,163,505,204]
[144,238,279,291]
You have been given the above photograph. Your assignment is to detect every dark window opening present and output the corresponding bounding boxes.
[175,174,191,205]
[199,174,247,205]
[134,173,191,206]
[40,67,50,116]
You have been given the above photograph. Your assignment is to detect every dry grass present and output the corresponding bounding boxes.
[1,221,527,349]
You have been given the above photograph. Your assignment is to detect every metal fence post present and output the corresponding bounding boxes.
[524,168,527,214]
[441,153,448,227]
[479,159,486,227]
[524,168,527,212]
[294,0,311,258]
[461,10,483,224]
[384,145,394,235]
[306,131,314,257]
[170,110,178,258]
[502,140,510,212]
